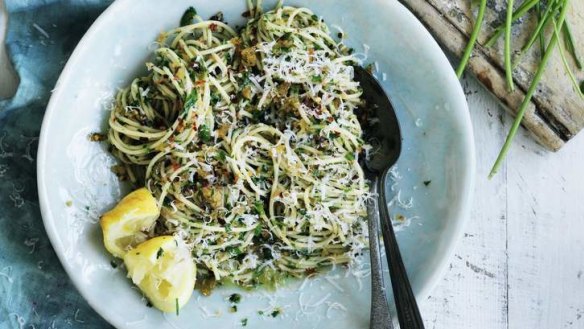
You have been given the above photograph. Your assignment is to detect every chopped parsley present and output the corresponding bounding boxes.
[253,201,265,216]
[184,89,198,112]
[175,298,180,316]
[210,92,221,105]
[209,11,224,22]
[253,225,262,236]
[180,7,197,26]
[229,305,238,313]
[345,153,355,161]
[423,180,432,186]
[156,248,164,259]
[229,293,242,303]
[241,318,248,327]
[198,124,212,142]
[217,150,227,162]
[226,246,243,256]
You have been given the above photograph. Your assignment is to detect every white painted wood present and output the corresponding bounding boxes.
[421,76,510,329]
[2,4,584,329]
[506,127,584,329]
[422,76,584,328]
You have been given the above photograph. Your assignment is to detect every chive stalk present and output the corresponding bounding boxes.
[484,0,540,47]
[562,22,583,69]
[512,0,559,69]
[489,0,572,178]
[456,0,488,78]
[504,0,516,91]
[552,18,584,98]
[535,1,545,58]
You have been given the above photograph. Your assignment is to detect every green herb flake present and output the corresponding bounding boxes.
[180,7,197,27]
[311,75,323,83]
[345,153,355,161]
[241,318,248,327]
[423,180,432,187]
[290,84,300,95]
[198,124,212,142]
[253,201,265,216]
[253,225,262,237]
[270,309,281,317]
[257,310,264,316]
[110,260,118,269]
[175,298,180,316]
[226,246,243,256]
[217,150,227,162]
[251,110,263,122]
[210,93,221,105]
[224,223,232,233]
[156,248,164,259]
[229,305,238,313]
[184,89,198,112]
[229,293,242,303]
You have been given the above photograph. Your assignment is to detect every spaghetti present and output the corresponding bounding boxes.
[107,2,371,288]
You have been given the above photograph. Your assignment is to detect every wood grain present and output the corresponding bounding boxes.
[506,134,584,328]
[422,73,584,329]
[399,0,584,151]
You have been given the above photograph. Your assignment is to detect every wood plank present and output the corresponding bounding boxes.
[422,77,509,329]
[399,0,584,151]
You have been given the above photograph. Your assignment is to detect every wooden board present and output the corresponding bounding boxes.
[399,0,584,151]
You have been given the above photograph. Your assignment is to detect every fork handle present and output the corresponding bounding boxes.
[378,169,425,329]
[367,177,394,329]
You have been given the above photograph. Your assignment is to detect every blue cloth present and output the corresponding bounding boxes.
[0,1,114,327]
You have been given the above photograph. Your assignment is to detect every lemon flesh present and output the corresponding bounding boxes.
[124,235,196,313]
[100,188,160,258]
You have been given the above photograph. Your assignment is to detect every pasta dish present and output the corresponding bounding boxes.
[100,1,372,311]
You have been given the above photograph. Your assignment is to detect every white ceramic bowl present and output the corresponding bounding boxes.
[37,0,475,328]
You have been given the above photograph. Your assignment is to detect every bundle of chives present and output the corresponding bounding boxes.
[455,0,583,178]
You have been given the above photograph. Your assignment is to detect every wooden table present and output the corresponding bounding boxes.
[2,2,583,328]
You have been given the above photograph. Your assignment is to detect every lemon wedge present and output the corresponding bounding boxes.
[124,235,196,313]
[100,188,160,258]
